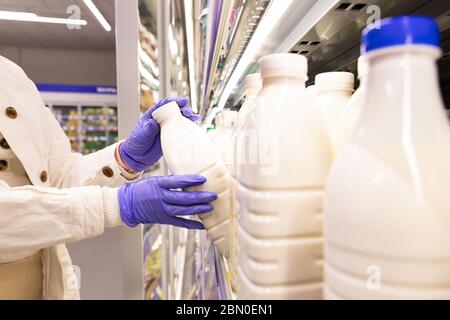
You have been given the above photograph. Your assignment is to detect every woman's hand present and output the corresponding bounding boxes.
[118,174,217,229]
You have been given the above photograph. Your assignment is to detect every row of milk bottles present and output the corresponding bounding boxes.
[211,15,450,299]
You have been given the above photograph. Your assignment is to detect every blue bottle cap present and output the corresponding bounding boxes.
[362,15,440,54]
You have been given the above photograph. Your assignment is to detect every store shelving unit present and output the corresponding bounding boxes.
[43,91,119,155]
[81,106,118,154]
[51,105,81,152]
[51,105,118,155]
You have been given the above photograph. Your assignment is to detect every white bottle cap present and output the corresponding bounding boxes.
[152,101,180,124]
[315,71,354,92]
[244,73,262,92]
[259,53,308,79]
[357,56,369,80]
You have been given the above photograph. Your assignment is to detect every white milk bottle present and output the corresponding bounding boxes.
[152,102,232,258]
[237,53,332,299]
[334,56,369,155]
[306,84,318,100]
[315,72,354,155]
[230,73,262,292]
[324,16,450,299]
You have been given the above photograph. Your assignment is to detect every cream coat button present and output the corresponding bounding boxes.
[5,107,17,119]
[40,170,48,182]
[0,160,8,171]
[0,138,10,149]
[102,166,114,177]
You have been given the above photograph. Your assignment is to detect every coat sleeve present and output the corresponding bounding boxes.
[43,107,142,189]
[0,181,122,254]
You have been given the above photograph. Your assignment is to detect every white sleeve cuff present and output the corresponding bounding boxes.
[102,187,125,228]
[114,160,143,181]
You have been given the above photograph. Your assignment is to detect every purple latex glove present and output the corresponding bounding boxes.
[118,174,217,229]
[119,97,199,172]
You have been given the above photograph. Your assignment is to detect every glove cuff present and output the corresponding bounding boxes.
[119,141,148,173]
[117,183,139,227]
[119,140,143,172]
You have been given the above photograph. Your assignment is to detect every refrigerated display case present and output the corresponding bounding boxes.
[115,0,450,300]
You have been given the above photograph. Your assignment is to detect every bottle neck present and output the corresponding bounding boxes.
[356,46,446,141]
[316,88,353,98]
[262,76,306,88]
[366,46,441,112]
[152,102,182,125]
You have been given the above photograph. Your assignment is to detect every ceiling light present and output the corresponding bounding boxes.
[0,10,87,25]
[83,0,111,31]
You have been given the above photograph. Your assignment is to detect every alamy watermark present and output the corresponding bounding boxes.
[66,4,82,30]
[366,5,381,29]
[65,264,82,291]
[366,265,382,290]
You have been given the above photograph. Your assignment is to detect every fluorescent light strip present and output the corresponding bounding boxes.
[83,0,111,31]
[184,0,198,113]
[216,0,294,114]
[0,10,87,25]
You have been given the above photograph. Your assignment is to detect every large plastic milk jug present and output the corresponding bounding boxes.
[152,102,232,258]
[315,72,354,155]
[230,73,262,292]
[237,53,332,299]
[324,16,450,299]
[334,56,369,155]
